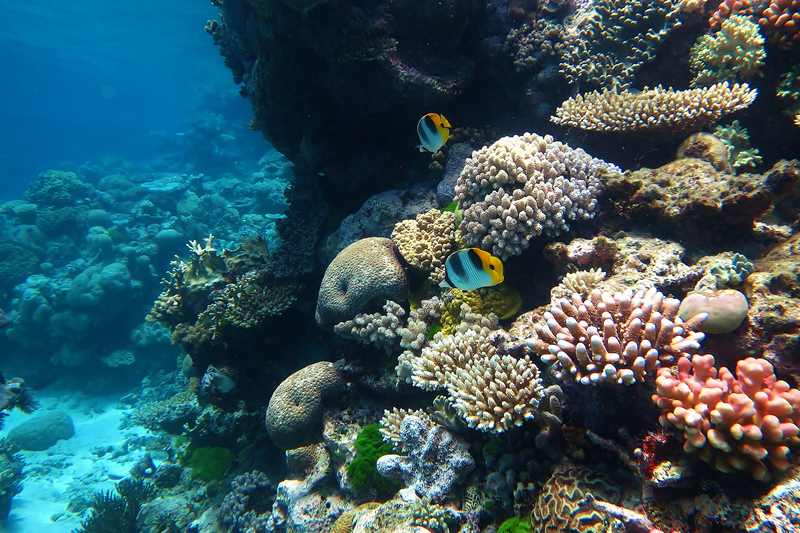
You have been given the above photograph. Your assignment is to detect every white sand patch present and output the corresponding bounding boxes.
[2,389,159,533]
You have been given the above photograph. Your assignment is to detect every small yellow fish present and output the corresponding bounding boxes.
[440,248,504,291]
[417,113,451,153]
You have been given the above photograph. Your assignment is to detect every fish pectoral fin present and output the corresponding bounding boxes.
[417,145,429,153]
[439,279,452,288]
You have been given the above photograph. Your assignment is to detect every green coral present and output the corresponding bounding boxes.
[346,424,397,493]
[713,120,762,169]
[709,252,755,287]
[777,65,800,120]
[499,516,532,533]
[187,446,234,482]
[689,15,765,88]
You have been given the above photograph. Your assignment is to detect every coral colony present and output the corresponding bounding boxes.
[1,0,800,532]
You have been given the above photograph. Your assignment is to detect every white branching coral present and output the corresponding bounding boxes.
[551,268,607,302]
[407,320,545,433]
[454,133,616,260]
[380,407,431,452]
[527,288,707,385]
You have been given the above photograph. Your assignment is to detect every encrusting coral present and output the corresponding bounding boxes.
[527,287,707,385]
[653,354,800,481]
[551,82,758,132]
[454,133,615,260]
[689,15,765,88]
[265,361,346,450]
[391,209,457,285]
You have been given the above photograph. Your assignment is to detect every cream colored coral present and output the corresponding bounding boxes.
[689,15,765,87]
[551,82,758,132]
[408,319,545,433]
[551,268,607,302]
[379,407,431,451]
[392,209,457,284]
[795,112,800,127]
[454,133,614,260]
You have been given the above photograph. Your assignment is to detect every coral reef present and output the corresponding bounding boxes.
[439,286,522,334]
[73,478,155,533]
[714,120,763,170]
[601,158,800,241]
[376,415,475,502]
[653,354,800,480]
[559,0,683,89]
[527,287,706,385]
[689,15,765,88]
[759,0,800,49]
[454,133,615,260]
[391,209,457,285]
[265,361,346,450]
[551,82,758,132]
[315,238,409,331]
[219,470,275,533]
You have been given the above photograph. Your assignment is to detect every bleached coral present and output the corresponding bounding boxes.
[528,287,707,385]
[689,15,765,87]
[454,133,615,260]
[551,82,758,132]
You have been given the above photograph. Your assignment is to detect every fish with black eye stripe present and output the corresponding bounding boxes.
[440,248,504,291]
[417,113,451,153]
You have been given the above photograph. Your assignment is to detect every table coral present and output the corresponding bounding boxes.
[653,354,800,480]
[265,361,346,450]
[454,133,614,260]
[689,15,765,87]
[528,287,706,385]
[375,415,475,502]
[551,82,758,132]
[391,209,457,285]
[315,237,409,331]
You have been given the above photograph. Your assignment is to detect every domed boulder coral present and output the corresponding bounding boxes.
[265,361,346,450]
[315,237,409,331]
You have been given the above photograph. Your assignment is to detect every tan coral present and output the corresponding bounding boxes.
[315,237,409,330]
[391,209,457,284]
[551,82,757,132]
[265,361,346,450]
[676,133,733,173]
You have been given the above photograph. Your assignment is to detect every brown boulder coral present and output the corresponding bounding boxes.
[265,361,346,450]
[602,159,800,242]
[315,237,409,331]
[391,209,456,284]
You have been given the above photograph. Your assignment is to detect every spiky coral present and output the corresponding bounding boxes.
[689,15,765,87]
[653,354,800,480]
[528,288,706,385]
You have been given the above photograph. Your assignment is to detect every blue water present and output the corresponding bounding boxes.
[0,0,252,200]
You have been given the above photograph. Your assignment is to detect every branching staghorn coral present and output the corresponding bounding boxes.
[406,315,546,433]
[527,287,707,385]
[454,133,615,260]
[689,15,765,87]
[559,0,683,89]
[551,82,758,132]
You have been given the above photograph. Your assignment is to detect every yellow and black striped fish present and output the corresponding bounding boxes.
[440,248,504,291]
[417,113,451,153]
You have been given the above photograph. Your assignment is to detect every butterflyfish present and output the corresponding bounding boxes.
[417,113,451,153]
[440,248,504,291]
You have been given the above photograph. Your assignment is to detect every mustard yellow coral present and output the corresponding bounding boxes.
[440,286,522,334]
[392,209,457,284]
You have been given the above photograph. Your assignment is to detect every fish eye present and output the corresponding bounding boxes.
[489,264,495,269]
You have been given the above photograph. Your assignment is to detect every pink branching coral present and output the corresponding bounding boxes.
[528,288,707,385]
[653,355,800,480]
[759,0,800,49]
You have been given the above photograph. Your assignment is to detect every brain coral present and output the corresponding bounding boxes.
[265,361,346,450]
[315,237,409,330]
[454,133,615,260]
